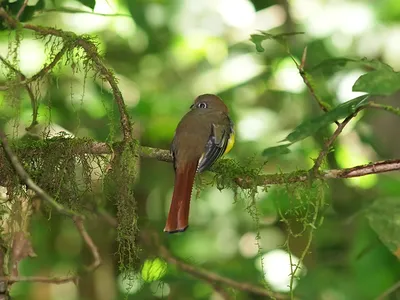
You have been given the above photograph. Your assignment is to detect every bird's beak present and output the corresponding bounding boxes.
[190,104,194,109]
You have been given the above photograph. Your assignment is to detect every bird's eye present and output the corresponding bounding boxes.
[197,102,207,109]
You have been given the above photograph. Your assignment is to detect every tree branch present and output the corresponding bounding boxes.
[0,129,102,282]
[376,280,400,300]
[2,139,399,188]
[73,217,101,272]
[16,0,29,20]
[294,47,339,125]
[368,101,400,117]
[0,130,82,218]
[0,276,77,284]
[82,142,400,185]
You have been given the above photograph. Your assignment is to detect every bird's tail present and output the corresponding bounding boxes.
[164,161,197,233]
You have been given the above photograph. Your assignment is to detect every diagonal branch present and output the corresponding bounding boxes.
[376,280,400,300]
[292,47,339,126]
[73,217,101,272]
[16,0,29,20]
[0,129,101,279]
[137,232,290,299]
[158,244,290,299]
[0,130,82,218]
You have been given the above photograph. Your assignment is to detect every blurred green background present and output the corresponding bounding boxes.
[1,0,400,299]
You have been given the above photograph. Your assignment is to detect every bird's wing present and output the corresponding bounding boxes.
[197,122,233,173]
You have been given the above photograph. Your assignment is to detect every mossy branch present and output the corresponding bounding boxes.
[0,130,102,278]
[0,131,82,218]
[1,139,399,190]
[0,8,133,142]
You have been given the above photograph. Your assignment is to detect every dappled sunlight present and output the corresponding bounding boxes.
[217,0,256,28]
[272,57,306,94]
[257,249,306,292]
[117,272,143,295]
[293,1,374,37]
[19,39,46,76]
[237,108,276,142]
[61,0,114,33]
[336,135,378,189]
[238,228,286,258]
[329,70,368,103]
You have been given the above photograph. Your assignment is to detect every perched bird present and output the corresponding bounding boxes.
[164,94,235,233]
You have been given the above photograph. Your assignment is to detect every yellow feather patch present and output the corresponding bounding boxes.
[224,131,235,155]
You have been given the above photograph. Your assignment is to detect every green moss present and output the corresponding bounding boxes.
[104,140,140,272]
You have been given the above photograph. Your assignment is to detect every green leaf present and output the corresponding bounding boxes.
[283,95,370,143]
[262,144,291,157]
[79,0,96,10]
[141,257,168,282]
[366,197,400,259]
[250,31,305,52]
[353,68,400,96]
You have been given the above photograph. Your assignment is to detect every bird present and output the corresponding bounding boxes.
[164,94,235,233]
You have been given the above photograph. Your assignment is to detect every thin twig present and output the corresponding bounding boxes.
[0,275,77,284]
[0,44,70,90]
[368,102,400,117]
[16,0,29,20]
[73,217,101,272]
[295,47,340,125]
[311,112,357,174]
[0,129,82,218]
[0,56,39,129]
[376,280,400,300]
[300,46,307,70]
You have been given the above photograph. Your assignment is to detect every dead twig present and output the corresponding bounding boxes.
[311,112,358,174]
[376,280,400,300]
[73,217,101,272]
[16,0,29,20]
